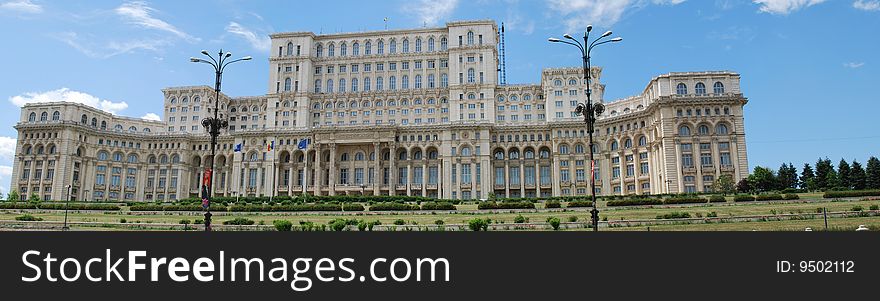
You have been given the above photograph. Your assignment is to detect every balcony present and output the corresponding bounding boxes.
[411,184,422,190]
[426,184,438,190]
[494,184,505,190]
[459,183,472,189]
[94,184,106,190]
[682,167,697,173]
[396,185,407,190]
[721,165,735,172]
[540,182,551,189]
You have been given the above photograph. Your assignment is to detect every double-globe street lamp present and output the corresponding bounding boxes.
[549,25,621,231]
[190,49,251,231]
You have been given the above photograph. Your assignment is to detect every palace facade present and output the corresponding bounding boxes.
[10,20,749,202]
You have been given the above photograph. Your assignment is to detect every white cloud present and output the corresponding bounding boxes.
[53,31,168,59]
[226,22,271,52]
[843,62,865,68]
[0,165,11,196]
[114,1,197,42]
[854,0,880,11]
[753,0,826,15]
[0,136,15,161]
[403,0,459,26]
[141,112,161,121]
[0,0,43,14]
[546,0,686,31]
[9,88,129,114]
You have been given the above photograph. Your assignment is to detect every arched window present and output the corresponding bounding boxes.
[81,114,88,124]
[569,79,577,85]
[540,149,550,158]
[171,155,180,163]
[440,37,447,50]
[398,151,407,161]
[695,82,706,95]
[52,111,60,121]
[714,82,725,94]
[716,123,729,135]
[286,42,293,56]
[328,43,335,57]
[440,74,448,87]
[249,152,258,162]
[428,74,435,88]
[554,79,562,86]
[326,79,334,93]
[494,150,504,160]
[40,112,48,121]
[352,78,359,92]
[467,68,475,83]
[91,118,97,127]
[467,31,474,45]
[364,77,370,91]
[402,75,409,89]
[698,124,710,135]
[378,40,385,54]
[525,150,535,159]
[365,41,372,55]
[314,79,322,93]
[638,136,647,146]
[509,149,520,159]
[143,128,151,133]
[558,144,569,154]
[355,152,365,161]
[340,43,347,56]
[428,150,438,159]
[412,150,422,160]
[428,37,434,52]
[679,125,692,136]
[128,154,138,163]
[389,76,396,90]
[114,124,123,131]
[28,112,36,122]
[376,77,383,91]
[340,153,349,161]
[352,42,360,56]
[415,38,422,52]
[100,121,107,130]
[113,152,123,161]
[611,141,619,151]
[129,126,137,132]
[339,78,346,92]
[460,146,471,157]
[98,151,109,161]
[575,144,585,154]
[284,78,291,91]
[676,83,688,95]
[415,75,422,88]
[402,39,409,53]
[316,44,323,57]
[389,39,396,53]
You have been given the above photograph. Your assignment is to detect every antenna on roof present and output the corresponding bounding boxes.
[499,22,507,86]
[384,17,389,30]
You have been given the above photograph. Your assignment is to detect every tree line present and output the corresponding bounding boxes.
[732,156,880,193]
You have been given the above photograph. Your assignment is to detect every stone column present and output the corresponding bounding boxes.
[373,143,381,195]
[504,161,510,198]
[329,143,337,196]
[314,144,322,196]
[389,144,396,196]
[519,161,525,197]
[535,162,541,198]
[421,161,427,197]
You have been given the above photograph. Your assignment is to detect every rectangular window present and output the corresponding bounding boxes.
[461,164,472,184]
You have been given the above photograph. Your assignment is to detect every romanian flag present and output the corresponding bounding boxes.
[267,140,274,151]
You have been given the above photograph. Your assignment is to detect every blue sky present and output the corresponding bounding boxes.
[0,0,878,195]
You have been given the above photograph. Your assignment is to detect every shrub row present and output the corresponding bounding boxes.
[823,190,880,199]
[420,202,457,210]
[663,197,707,205]
[227,204,364,212]
[566,200,594,208]
[477,201,536,210]
[544,201,562,209]
[755,194,784,201]
[606,199,663,207]
[0,203,121,210]
[368,202,421,211]
[177,195,461,205]
[709,195,727,203]
[734,195,755,202]
[656,212,691,219]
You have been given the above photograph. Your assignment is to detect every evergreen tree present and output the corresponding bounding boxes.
[838,159,852,190]
[777,163,798,190]
[851,160,867,190]
[867,157,880,189]
[815,158,834,190]
[800,163,816,191]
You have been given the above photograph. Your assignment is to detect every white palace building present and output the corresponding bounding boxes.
[11,20,749,202]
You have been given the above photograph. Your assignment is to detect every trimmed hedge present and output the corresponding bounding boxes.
[0,203,121,210]
[663,197,707,205]
[477,201,536,210]
[783,194,800,200]
[369,202,420,211]
[130,204,228,211]
[226,203,363,212]
[544,201,562,209]
[755,194,783,201]
[709,195,727,203]
[606,199,663,207]
[656,212,691,219]
[566,200,594,208]
[734,195,756,202]
[823,190,880,199]
[420,202,456,210]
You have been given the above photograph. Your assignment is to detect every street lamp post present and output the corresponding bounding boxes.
[550,26,622,231]
[62,184,71,231]
[191,49,251,232]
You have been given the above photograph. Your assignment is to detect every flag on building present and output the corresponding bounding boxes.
[267,140,274,151]
[234,143,242,152]
[297,138,309,150]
